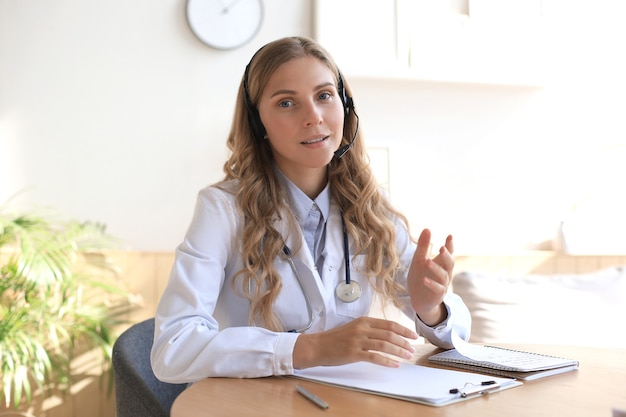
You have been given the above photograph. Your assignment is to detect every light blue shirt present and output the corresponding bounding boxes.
[274,166,330,274]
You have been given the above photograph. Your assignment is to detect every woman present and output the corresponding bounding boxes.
[151,36,470,383]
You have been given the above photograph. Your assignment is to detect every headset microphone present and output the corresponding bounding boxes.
[333,72,359,160]
[333,108,359,159]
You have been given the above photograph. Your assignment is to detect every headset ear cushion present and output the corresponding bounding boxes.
[243,64,266,140]
[247,107,266,140]
[344,96,354,116]
[338,72,353,116]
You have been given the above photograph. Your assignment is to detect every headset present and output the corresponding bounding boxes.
[243,56,358,159]
[242,61,267,142]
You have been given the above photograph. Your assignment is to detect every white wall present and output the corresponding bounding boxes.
[1,0,625,253]
[0,0,312,249]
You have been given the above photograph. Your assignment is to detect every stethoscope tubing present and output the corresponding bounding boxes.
[282,245,314,333]
[249,215,360,333]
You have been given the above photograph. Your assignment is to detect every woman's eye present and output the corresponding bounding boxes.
[278,100,293,108]
[319,92,331,100]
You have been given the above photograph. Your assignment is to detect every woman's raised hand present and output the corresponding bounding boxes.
[407,229,455,326]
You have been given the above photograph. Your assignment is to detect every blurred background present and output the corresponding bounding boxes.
[1,0,625,256]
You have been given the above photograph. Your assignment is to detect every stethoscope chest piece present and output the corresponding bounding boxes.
[335,280,361,303]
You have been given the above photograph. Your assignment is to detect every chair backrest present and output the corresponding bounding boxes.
[112,318,187,417]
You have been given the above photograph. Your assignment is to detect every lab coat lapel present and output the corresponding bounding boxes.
[273,211,317,276]
[273,204,343,301]
[278,219,328,309]
[288,201,344,291]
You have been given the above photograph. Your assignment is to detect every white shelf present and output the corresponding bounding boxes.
[314,0,545,87]
[339,64,544,88]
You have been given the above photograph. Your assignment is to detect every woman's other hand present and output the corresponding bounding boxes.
[407,229,454,326]
[292,317,418,369]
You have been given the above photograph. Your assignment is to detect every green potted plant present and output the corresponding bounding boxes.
[0,205,136,413]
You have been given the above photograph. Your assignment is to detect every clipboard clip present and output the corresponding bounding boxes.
[449,380,500,398]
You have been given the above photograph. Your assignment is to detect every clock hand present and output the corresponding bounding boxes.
[222,0,244,14]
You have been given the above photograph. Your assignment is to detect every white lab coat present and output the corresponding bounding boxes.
[151,180,471,383]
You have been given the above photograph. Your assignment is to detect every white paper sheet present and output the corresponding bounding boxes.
[451,331,495,361]
[293,361,521,407]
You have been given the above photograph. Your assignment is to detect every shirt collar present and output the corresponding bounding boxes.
[274,166,331,224]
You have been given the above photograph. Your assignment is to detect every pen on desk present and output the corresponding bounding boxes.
[296,385,329,410]
[449,380,499,398]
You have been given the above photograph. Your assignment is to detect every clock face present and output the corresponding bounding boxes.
[186,0,264,50]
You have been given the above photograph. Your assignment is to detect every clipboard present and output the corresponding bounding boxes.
[292,361,522,407]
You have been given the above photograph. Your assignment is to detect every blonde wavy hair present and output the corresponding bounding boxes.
[219,36,412,331]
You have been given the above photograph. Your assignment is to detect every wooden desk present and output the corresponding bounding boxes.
[171,344,626,417]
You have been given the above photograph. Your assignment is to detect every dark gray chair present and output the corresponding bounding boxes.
[112,318,187,417]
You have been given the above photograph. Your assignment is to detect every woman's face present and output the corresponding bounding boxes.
[257,56,344,182]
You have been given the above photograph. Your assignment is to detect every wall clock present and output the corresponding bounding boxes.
[186,0,264,50]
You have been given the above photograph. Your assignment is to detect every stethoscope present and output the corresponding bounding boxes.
[279,216,362,332]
